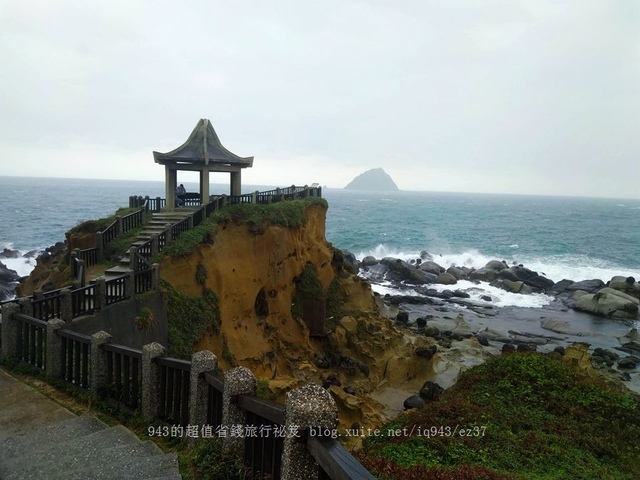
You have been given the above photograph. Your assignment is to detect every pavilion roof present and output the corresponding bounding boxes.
[153,119,253,168]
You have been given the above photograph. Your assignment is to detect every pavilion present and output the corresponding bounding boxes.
[153,119,254,209]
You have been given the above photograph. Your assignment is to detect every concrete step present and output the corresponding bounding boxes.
[104,265,133,278]
[0,416,181,480]
[0,415,107,460]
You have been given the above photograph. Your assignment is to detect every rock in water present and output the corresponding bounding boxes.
[344,168,399,191]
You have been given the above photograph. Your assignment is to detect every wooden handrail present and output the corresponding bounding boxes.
[102,342,143,359]
[13,313,48,328]
[204,371,224,392]
[58,328,92,344]
[155,356,191,371]
[307,435,377,480]
[237,393,285,425]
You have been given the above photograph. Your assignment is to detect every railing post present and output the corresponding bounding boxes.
[95,231,104,263]
[20,297,33,317]
[141,342,165,419]
[116,216,123,235]
[152,264,160,289]
[151,234,159,257]
[188,214,194,229]
[70,249,78,274]
[90,331,112,395]
[222,366,256,450]
[252,190,258,204]
[165,224,173,244]
[76,259,86,286]
[281,384,339,480]
[46,318,66,379]
[188,350,218,437]
[60,289,72,322]
[304,185,310,198]
[221,194,227,207]
[94,278,107,311]
[276,187,283,202]
[129,246,138,270]
[0,303,20,358]
[126,271,135,299]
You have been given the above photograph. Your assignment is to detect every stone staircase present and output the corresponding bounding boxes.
[104,209,195,280]
[0,415,181,479]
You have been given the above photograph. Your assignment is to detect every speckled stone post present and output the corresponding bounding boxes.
[141,342,165,419]
[0,302,20,357]
[280,384,338,480]
[222,366,256,449]
[60,289,72,322]
[188,350,218,436]
[125,271,135,299]
[152,264,160,289]
[90,331,112,395]
[94,278,107,311]
[19,297,33,317]
[46,318,66,379]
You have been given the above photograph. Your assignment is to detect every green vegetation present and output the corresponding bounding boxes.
[291,262,325,320]
[357,353,640,480]
[134,307,155,331]
[103,227,142,264]
[181,439,245,480]
[162,281,221,359]
[256,380,276,401]
[67,207,141,235]
[156,197,328,259]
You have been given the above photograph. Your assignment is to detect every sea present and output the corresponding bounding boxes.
[1,176,640,308]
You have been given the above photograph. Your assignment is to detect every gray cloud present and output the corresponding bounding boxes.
[0,0,638,197]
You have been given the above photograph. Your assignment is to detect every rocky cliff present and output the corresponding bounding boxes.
[159,200,439,433]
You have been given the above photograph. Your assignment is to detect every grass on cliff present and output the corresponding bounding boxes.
[156,197,328,259]
[162,281,221,359]
[357,353,640,480]
[67,207,140,235]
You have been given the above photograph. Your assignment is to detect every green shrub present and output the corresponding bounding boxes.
[163,281,221,359]
[360,353,640,480]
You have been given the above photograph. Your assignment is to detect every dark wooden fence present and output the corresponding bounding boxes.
[71,284,97,317]
[59,329,91,388]
[156,356,191,426]
[238,394,285,479]
[3,308,374,480]
[15,313,47,370]
[103,343,142,411]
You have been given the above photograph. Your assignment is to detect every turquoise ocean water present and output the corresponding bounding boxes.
[1,176,639,286]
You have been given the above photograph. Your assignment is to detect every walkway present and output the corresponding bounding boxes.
[0,368,181,479]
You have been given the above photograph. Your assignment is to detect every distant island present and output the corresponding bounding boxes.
[344,168,399,191]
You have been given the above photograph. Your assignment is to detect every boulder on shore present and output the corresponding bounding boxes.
[574,287,639,319]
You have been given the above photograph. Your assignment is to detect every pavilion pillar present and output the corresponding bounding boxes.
[166,166,177,210]
[200,168,210,205]
[230,170,241,196]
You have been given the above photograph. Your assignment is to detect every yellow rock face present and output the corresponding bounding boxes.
[160,203,438,429]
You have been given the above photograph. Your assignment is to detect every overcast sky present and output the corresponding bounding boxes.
[0,1,638,198]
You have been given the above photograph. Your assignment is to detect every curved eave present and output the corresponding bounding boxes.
[153,118,253,168]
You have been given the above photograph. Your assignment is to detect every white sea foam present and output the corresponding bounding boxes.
[356,246,640,284]
[0,243,39,278]
[430,280,554,308]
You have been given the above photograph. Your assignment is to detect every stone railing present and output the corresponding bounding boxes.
[0,306,374,480]
[1,265,160,321]
[71,208,147,271]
